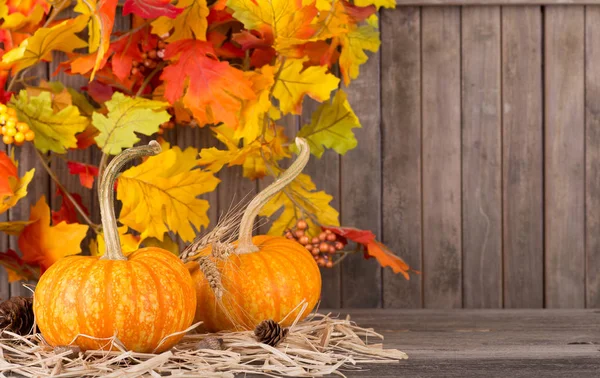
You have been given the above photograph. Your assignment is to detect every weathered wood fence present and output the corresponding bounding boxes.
[3,2,600,309]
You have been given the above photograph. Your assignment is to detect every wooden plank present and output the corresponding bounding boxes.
[380,8,422,308]
[341,29,382,309]
[421,7,461,308]
[9,63,51,297]
[396,0,600,5]
[544,6,585,308]
[301,98,341,309]
[501,7,544,308]
[585,6,600,308]
[461,7,502,308]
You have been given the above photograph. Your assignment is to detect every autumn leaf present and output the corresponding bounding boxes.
[92,92,170,155]
[1,16,88,73]
[151,0,208,41]
[18,196,88,272]
[89,226,141,257]
[323,226,415,279]
[0,152,34,214]
[297,90,360,158]
[235,64,276,142]
[52,189,90,225]
[160,40,255,127]
[272,58,339,115]
[9,90,89,154]
[123,0,183,19]
[67,161,99,189]
[354,0,395,8]
[0,221,34,236]
[141,233,179,255]
[0,0,50,30]
[227,0,318,53]
[339,24,380,86]
[260,173,339,237]
[198,124,289,179]
[117,143,220,242]
[0,250,39,283]
[74,0,119,79]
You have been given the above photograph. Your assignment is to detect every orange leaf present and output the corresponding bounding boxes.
[366,241,412,280]
[18,196,88,272]
[0,249,39,283]
[160,40,255,127]
[0,151,18,198]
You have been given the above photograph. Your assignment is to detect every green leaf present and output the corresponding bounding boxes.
[92,92,171,155]
[297,90,361,158]
[9,90,89,154]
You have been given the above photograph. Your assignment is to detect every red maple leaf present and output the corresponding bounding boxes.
[160,39,255,127]
[323,226,417,279]
[123,0,183,19]
[67,161,99,189]
[52,188,90,225]
[0,151,17,198]
[341,1,376,22]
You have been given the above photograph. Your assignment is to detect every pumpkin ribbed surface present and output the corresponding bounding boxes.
[34,248,196,352]
[188,235,322,332]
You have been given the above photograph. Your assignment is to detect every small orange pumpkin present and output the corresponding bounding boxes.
[34,142,196,352]
[186,138,321,331]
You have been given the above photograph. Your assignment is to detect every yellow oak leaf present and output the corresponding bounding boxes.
[199,124,289,179]
[18,196,88,271]
[339,24,380,86]
[354,0,395,8]
[297,89,361,158]
[74,0,119,79]
[92,92,171,155]
[117,144,220,242]
[0,220,34,236]
[227,0,318,53]
[1,16,88,73]
[260,173,339,237]
[9,90,89,154]
[151,0,208,41]
[235,65,276,142]
[89,225,141,257]
[272,58,339,115]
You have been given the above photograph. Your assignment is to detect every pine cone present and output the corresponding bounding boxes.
[0,296,34,336]
[195,336,224,350]
[254,319,288,347]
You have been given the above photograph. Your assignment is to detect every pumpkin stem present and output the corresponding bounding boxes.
[236,138,310,255]
[100,141,162,260]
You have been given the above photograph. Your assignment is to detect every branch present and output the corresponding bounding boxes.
[35,150,101,233]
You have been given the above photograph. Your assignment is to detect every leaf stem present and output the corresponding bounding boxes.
[135,62,166,97]
[236,138,310,255]
[99,141,161,260]
[35,150,101,233]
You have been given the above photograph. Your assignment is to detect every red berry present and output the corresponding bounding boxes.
[319,232,327,241]
[296,219,308,230]
[326,261,333,268]
[319,242,329,253]
[147,50,157,59]
[326,233,336,242]
[285,231,294,239]
[132,61,140,67]
[131,67,139,75]
[295,229,305,238]
[328,245,336,254]
[158,41,167,49]
[305,244,313,251]
[141,52,148,59]
[335,241,344,250]
[299,236,309,245]
[312,237,320,244]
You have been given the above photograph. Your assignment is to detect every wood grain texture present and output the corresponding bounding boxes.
[585,6,600,308]
[421,7,462,308]
[544,6,585,308]
[397,0,600,4]
[301,99,341,308]
[380,8,422,308]
[325,309,600,377]
[341,32,382,308]
[461,7,502,308]
[501,7,544,308]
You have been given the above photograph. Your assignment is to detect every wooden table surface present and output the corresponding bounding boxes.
[338,309,600,377]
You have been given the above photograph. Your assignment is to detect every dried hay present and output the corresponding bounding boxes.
[0,312,406,377]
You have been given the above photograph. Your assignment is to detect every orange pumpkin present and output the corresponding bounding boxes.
[186,138,321,331]
[34,142,196,352]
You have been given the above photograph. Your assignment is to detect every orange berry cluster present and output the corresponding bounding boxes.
[0,105,34,146]
[285,220,344,268]
[131,40,167,77]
